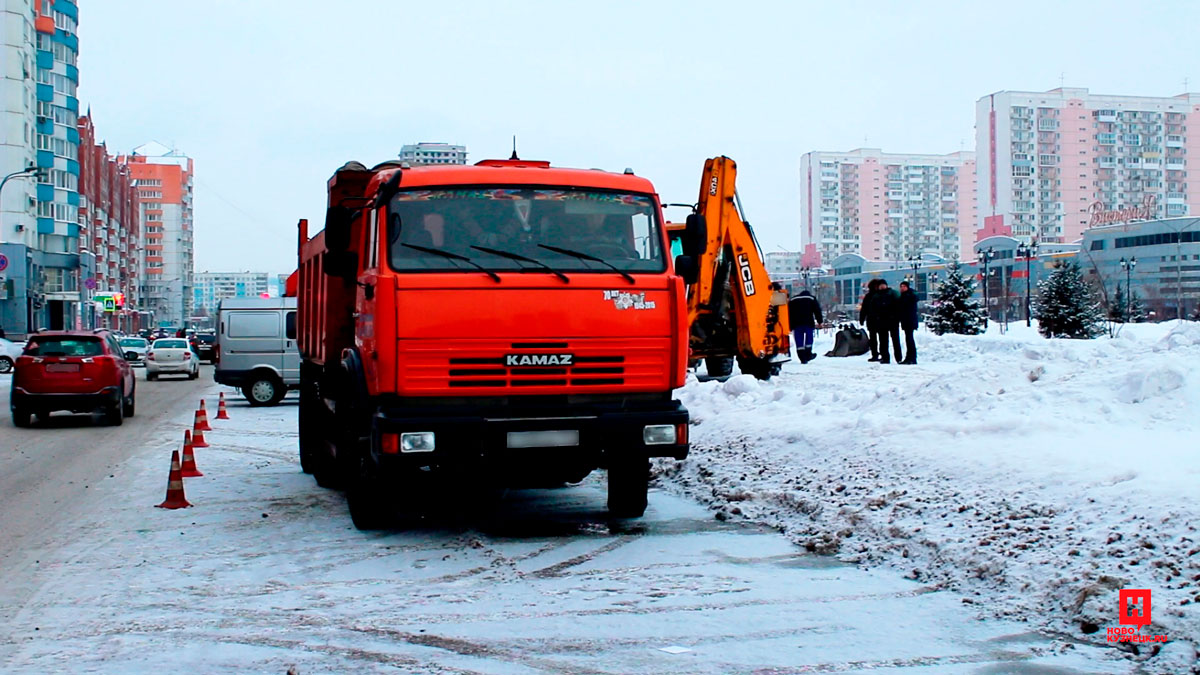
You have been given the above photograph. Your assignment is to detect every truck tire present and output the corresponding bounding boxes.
[704,356,734,378]
[347,454,393,530]
[298,365,322,475]
[607,456,649,518]
[242,373,285,406]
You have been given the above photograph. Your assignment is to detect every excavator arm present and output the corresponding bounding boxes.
[678,157,790,379]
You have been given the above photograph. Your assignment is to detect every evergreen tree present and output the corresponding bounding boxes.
[926,260,986,336]
[1108,285,1146,324]
[1033,261,1106,339]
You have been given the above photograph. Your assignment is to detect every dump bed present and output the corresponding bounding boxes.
[297,222,355,367]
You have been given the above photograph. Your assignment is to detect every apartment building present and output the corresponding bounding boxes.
[0,0,86,336]
[119,142,194,328]
[193,271,269,316]
[398,142,467,166]
[78,113,141,332]
[976,88,1200,245]
[799,148,977,266]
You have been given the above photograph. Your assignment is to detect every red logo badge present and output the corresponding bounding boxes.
[1119,589,1151,628]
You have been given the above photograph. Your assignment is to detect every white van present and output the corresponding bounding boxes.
[214,297,299,405]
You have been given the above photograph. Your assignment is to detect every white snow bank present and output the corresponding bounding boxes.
[657,321,1200,673]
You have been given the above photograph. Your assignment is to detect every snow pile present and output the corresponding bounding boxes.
[657,322,1200,673]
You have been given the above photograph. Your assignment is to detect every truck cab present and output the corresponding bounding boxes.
[298,158,691,529]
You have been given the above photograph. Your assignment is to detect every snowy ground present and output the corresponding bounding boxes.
[657,320,1200,673]
[0,381,1126,673]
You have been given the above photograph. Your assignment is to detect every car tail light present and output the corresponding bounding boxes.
[183,351,191,359]
[147,352,156,361]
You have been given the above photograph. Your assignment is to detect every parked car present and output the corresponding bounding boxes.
[192,332,217,363]
[0,337,22,374]
[10,330,136,426]
[214,297,298,406]
[118,337,149,366]
[145,338,200,381]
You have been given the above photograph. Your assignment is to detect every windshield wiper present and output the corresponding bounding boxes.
[401,243,501,282]
[537,244,635,284]
[470,245,569,283]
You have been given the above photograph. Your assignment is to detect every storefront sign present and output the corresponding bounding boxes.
[1088,195,1156,227]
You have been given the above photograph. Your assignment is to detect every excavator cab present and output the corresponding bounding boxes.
[674,157,790,380]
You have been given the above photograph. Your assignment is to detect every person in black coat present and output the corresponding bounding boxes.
[868,280,902,364]
[787,289,823,364]
[859,279,881,361]
[898,281,919,364]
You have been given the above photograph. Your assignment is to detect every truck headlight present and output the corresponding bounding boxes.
[643,424,676,445]
[400,432,436,453]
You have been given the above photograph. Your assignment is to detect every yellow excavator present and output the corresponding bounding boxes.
[668,156,790,379]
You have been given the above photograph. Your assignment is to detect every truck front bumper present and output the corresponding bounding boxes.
[370,397,689,470]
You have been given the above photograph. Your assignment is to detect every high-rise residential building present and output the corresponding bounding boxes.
[1,0,84,336]
[398,142,467,166]
[799,149,977,265]
[119,141,194,328]
[78,112,142,332]
[976,87,1200,245]
[193,272,269,316]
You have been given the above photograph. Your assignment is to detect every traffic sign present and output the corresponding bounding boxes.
[0,253,8,272]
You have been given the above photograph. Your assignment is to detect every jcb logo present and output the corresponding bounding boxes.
[737,254,755,296]
[506,353,574,367]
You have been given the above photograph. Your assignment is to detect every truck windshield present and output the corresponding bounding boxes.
[387,188,664,274]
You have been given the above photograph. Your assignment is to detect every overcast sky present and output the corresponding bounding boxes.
[76,0,1198,276]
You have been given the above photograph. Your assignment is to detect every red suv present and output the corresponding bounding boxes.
[10,330,136,427]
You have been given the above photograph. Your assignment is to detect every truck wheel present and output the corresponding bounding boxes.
[298,370,322,474]
[347,454,393,530]
[242,374,285,406]
[607,456,649,518]
[704,356,734,378]
[12,408,32,428]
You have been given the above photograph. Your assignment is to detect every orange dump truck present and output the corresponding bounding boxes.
[297,157,696,528]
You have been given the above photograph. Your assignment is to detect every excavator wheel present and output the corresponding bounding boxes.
[704,356,734,378]
[736,356,780,381]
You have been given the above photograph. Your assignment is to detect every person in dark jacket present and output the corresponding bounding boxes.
[868,280,902,364]
[898,281,919,364]
[859,279,881,361]
[787,289,823,364]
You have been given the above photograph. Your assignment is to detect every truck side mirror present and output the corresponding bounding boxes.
[674,254,699,285]
[684,213,707,257]
[324,206,354,254]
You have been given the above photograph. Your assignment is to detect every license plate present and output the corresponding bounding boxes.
[507,430,580,448]
[46,363,80,373]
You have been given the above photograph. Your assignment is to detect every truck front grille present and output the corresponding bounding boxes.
[399,338,670,394]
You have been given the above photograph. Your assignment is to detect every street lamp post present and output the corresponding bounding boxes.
[0,165,42,230]
[1016,241,1038,327]
[1119,256,1137,322]
[979,247,996,329]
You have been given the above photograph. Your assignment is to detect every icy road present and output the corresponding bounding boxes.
[0,370,1124,673]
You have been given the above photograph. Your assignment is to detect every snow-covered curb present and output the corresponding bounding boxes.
[655,322,1200,673]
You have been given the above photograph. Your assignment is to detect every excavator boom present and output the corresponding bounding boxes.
[676,157,790,379]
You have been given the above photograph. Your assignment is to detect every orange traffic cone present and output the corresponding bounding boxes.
[155,450,192,509]
[216,392,230,420]
[180,430,203,478]
[194,401,212,432]
[192,425,210,449]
